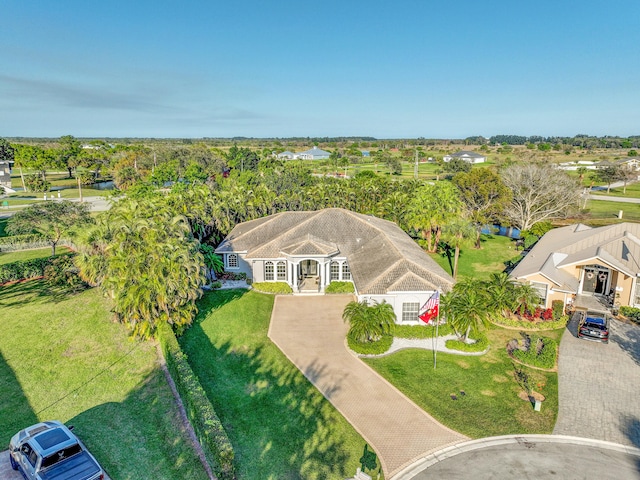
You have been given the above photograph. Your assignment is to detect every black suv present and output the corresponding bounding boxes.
[578,312,610,343]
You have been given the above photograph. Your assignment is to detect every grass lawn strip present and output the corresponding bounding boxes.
[180,289,379,480]
[363,326,562,439]
[0,247,71,265]
[0,281,208,480]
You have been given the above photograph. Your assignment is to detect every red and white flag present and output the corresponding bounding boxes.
[419,291,439,324]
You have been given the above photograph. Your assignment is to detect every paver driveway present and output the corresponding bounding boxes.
[553,314,640,446]
[268,295,466,479]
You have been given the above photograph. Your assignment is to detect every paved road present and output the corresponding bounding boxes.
[398,435,640,480]
[268,295,467,479]
[553,315,640,446]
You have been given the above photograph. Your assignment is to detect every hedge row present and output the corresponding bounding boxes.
[347,333,393,355]
[619,306,640,324]
[157,323,235,480]
[0,257,51,283]
[445,333,489,353]
[251,281,293,294]
[0,237,75,253]
[510,333,558,370]
[325,281,355,294]
[490,313,569,331]
[394,323,453,339]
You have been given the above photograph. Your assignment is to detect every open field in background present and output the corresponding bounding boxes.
[363,325,562,439]
[180,289,381,480]
[0,247,71,265]
[0,281,208,480]
[582,199,640,223]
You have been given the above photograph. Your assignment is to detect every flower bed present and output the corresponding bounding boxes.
[347,333,392,355]
[445,333,489,352]
[491,313,569,331]
[507,333,558,370]
[251,281,293,294]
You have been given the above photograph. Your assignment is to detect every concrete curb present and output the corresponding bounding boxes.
[391,434,640,480]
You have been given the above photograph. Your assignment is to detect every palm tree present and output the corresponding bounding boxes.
[343,300,396,343]
[442,280,491,342]
[441,218,476,279]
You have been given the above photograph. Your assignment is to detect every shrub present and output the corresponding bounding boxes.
[0,257,51,283]
[157,323,235,480]
[551,300,564,320]
[44,255,86,291]
[24,174,51,192]
[394,323,453,339]
[325,281,355,293]
[210,281,222,289]
[251,281,293,294]
[218,271,247,281]
[445,333,489,352]
[347,333,393,355]
[490,313,569,330]
[508,333,557,370]
[619,306,640,324]
[0,234,48,252]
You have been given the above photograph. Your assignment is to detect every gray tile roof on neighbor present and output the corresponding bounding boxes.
[450,150,485,158]
[510,222,640,285]
[296,146,331,157]
[216,208,454,294]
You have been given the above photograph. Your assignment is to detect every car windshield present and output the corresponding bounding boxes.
[585,317,607,329]
[41,443,82,469]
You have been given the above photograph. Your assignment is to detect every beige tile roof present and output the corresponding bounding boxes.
[511,222,640,284]
[216,208,454,294]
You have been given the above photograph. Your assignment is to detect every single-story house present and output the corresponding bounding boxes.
[443,151,486,164]
[277,151,296,160]
[510,222,640,312]
[215,208,454,324]
[294,146,331,160]
[596,157,640,171]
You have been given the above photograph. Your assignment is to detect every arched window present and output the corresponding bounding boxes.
[265,261,274,281]
[330,261,340,281]
[342,262,351,280]
[276,261,286,281]
[227,253,238,269]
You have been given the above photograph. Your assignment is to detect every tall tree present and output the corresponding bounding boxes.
[7,200,92,255]
[441,218,476,279]
[406,182,462,252]
[342,300,395,343]
[76,196,206,338]
[501,164,581,231]
[58,135,82,178]
[453,168,511,248]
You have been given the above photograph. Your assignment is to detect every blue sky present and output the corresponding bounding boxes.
[2,0,639,138]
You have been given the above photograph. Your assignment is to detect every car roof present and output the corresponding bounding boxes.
[21,422,79,457]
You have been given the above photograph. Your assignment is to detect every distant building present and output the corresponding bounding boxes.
[294,146,331,160]
[0,161,12,191]
[277,151,296,160]
[361,150,370,157]
[443,150,486,164]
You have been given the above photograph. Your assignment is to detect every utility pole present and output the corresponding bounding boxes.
[414,149,419,179]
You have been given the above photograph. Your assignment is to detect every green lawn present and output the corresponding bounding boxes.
[430,234,522,280]
[363,326,562,438]
[180,289,382,480]
[590,181,640,198]
[0,247,71,265]
[0,281,208,480]
[582,199,640,223]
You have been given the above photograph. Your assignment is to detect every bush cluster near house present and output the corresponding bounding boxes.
[251,281,293,294]
[445,333,489,353]
[347,332,393,355]
[507,332,558,370]
[619,306,640,325]
[325,281,355,293]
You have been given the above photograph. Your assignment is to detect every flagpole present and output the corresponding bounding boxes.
[434,292,440,370]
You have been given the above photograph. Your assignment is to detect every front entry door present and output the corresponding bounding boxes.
[301,259,318,277]
[583,266,609,295]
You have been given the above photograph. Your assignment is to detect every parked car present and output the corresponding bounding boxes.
[8,420,105,480]
[578,312,610,343]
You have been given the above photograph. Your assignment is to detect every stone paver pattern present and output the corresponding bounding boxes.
[268,295,467,479]
[553,314,640,446]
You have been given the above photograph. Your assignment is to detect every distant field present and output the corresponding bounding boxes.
[582,199,640,223]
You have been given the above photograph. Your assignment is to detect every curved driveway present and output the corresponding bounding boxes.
[553,314,640,446]
[268,295,466,479]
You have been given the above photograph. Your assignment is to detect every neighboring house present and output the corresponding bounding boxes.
[277,151,295,160]
[294,146,331,160]
[215,208,454,324]
[0,161,12,191]
[596,157,640,171]
[510,222,640,312]
[443,151,486,164]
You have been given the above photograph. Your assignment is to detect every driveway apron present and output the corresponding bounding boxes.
[553,314,640,446]
[268,295,466,478]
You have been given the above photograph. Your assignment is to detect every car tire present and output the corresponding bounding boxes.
[9,453,18,470]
